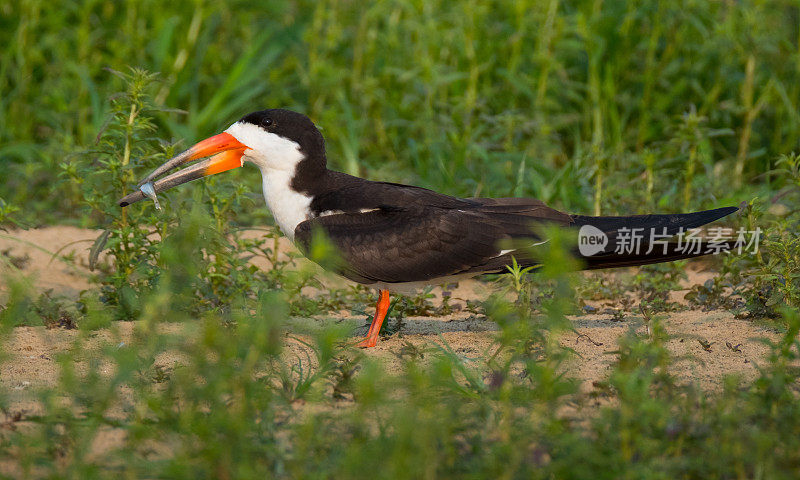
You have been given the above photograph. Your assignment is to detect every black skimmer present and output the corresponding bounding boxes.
[119,109,738,347]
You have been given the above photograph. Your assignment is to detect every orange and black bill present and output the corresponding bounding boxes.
[118,132,248,207]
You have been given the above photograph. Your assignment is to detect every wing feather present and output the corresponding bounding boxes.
[294,200,570,284]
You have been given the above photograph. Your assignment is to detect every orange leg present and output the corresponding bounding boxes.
[356,290,391,348]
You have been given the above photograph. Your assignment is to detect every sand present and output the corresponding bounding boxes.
[0,227,780,400]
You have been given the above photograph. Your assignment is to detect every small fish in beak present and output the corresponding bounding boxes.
[118,132,249,208]
[139,182,161,210]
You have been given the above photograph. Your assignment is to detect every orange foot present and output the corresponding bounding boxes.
[356,337,378,348]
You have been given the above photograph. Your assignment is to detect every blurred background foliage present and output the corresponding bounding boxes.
[1,0,799,226]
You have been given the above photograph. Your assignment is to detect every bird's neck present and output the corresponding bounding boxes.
[259,164,330,241]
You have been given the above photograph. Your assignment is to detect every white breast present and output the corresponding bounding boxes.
[260,168,312,241]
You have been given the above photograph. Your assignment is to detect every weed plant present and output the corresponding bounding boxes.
[733,158,800,316]
[60,70,326,320]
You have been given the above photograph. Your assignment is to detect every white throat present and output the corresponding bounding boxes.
[258,169,312,240]
[225,121,313,241]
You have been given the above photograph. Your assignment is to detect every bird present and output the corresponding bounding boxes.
[119,109,738,348]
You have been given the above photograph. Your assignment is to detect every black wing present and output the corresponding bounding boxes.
[294,199,572,284]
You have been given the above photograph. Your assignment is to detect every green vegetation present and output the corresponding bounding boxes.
[2,0,800,223]
[2,0,800,477]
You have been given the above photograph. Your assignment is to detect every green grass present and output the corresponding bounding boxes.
[2,0,800,224]
[2,0,800,477]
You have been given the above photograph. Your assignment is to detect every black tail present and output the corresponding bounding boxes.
[571,206,738,238]
[571,206,740,270]
[580,241,738,270]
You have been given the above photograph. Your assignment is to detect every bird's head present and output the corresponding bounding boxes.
[118,109,326,207]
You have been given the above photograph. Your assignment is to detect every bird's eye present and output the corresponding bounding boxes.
[261,118,273,128]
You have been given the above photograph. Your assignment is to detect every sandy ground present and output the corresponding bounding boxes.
[0,227,781,401]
